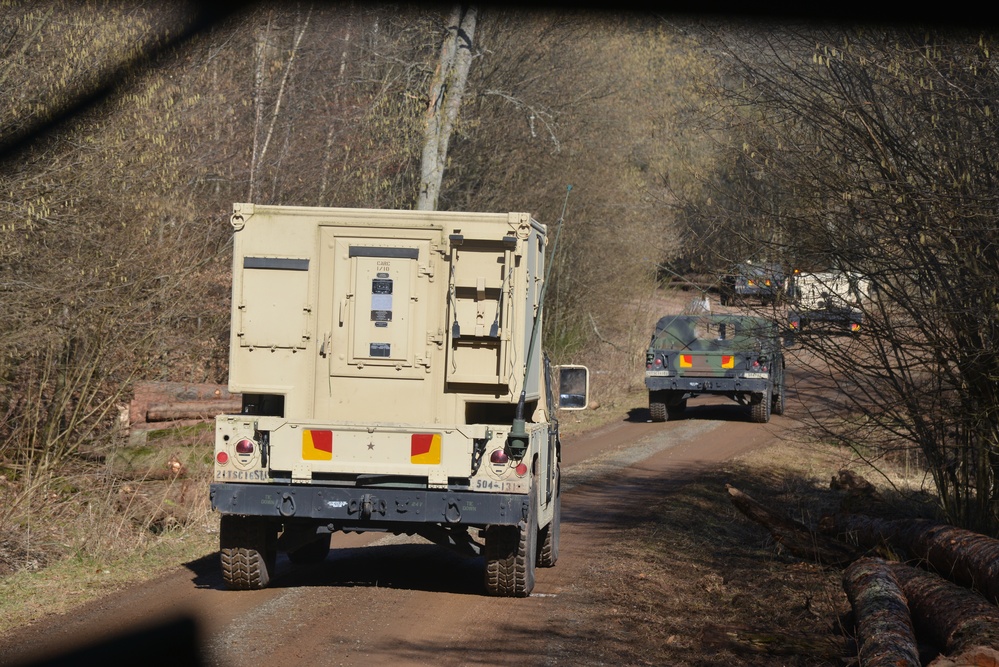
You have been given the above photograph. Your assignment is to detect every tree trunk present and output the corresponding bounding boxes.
[416,4,477,211]
[890,561,999,656]
[843,557,921,667]
[821,514,999,604]
[726,485,862,566]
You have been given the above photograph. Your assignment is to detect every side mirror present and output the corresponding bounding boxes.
[557,365,589,410]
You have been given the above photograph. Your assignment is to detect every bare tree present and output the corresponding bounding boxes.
[416,4,477,211]
[702,26,999,531]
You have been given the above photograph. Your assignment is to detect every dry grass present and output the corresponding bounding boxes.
[559,439,938,666]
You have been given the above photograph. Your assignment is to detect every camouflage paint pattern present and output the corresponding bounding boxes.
[648,315,777,378]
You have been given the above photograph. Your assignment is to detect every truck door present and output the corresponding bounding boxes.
[314,228,437,421]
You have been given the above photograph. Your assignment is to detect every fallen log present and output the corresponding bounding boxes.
[726,484,862,566]
[145,399,242,422]
[821,514,999,605]
[843,557,921,667]
[129,381,236,425]
[890,561,999,656]
[699,623,853,660]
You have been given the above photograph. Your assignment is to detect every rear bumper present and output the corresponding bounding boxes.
[210,482,528,529]
[789,308,862,324]
[646,375,769,393]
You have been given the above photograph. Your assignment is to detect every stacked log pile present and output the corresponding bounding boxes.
[128,381,240,439]
[727,476,999,665]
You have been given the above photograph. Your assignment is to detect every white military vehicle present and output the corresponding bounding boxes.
[788,269,870,334]
[210,203,588,597]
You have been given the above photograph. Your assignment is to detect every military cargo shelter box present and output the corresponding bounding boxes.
[210,203,589,597]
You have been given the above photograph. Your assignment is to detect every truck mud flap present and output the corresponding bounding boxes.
[210,483,529,528]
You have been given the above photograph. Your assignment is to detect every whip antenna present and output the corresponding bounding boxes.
[506,185,572,459]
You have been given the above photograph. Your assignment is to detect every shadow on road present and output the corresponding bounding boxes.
[625,400,757,424]
[189,542,485,596]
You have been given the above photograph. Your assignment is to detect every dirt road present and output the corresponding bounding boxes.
[1,400,786,667]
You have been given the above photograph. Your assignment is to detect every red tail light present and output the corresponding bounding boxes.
[235,438,255,454]
[216,451,229,465]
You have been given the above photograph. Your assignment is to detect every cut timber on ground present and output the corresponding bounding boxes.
[890,561,999,657]
[821,514,999,604]
[726,484,861,566]
[843,557,920,667]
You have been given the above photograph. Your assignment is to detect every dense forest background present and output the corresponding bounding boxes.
[2,1,999,564]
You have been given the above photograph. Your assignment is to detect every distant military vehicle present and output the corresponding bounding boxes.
[210,203,589,597]
[719,262,786,306]
[787,270,869,335]
[645,314,785,423]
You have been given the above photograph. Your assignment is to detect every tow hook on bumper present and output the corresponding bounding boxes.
[351,494,386,520]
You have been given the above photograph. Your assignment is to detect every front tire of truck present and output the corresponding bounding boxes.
[484,479,538,597]
[537,469,560,568]
[771,361,786,417]
[750,388,772,424]
[771,386,786,416]
[220,515,277,590]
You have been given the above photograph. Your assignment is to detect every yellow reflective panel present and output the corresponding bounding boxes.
[303,430,333,460]
[411,433,441,464]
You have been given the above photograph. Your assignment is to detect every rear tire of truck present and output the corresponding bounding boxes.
[537,471,560,568]
[484,481,537,597]
[649,399,667,422]
[650,391,682,422]
[220,515,277,590]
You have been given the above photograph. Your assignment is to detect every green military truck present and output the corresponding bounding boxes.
[718,262,786,306]
[210,203,588,597]
[645,314,785,423]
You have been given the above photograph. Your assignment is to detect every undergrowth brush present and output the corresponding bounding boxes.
[0,424,218,634]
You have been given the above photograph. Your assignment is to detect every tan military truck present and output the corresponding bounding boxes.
[787,269,870,335]
[210,203,588,597]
